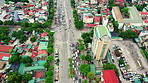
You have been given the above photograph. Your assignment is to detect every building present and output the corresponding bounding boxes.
[0,45,13,53]
[91,25,111,61]
[112,6,143,30]
[102,70,119,83]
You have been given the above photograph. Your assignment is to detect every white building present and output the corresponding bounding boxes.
[92,25,111,61]
[112,6,143,30]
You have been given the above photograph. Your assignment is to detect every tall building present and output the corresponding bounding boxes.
[91,25,111,61]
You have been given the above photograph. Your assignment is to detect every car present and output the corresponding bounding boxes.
[75,77,78,80]
[55,49,59,55]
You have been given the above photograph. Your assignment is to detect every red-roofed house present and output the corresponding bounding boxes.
[36,72,42,78]
[115,0,124,2]
[38,50,48,55]
[41,32,48,37]
[86,24,98,27]
[102,70,119,83]
[0,53,11,60]
[140,12,148,15]
[31,51,38,58]
[0,45,13,53]
[94,16,101,24]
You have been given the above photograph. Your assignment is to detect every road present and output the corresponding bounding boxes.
[53,0,81,83]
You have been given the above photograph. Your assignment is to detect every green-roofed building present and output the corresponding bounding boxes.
[92,25,111,61]
[134,79,141,83]
[90,64,96,75]
[18,63,26,74]
[33,60,47,66]
[27,44,32,49]
[22,66,46,74]
[38,42,48,50]
[143,77,148,83]
[112,6,143,29]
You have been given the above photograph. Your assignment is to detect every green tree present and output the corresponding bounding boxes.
[81,33,89,39]
[44,62,50,68]
[47,47,54,54]
[47,56,54,62]
[45,76,53,83]
[87,71,95,79]
[30,37,36,42]
[80,55,85,60]
[68,58,72,63]
[48,32,54,36]
[46,70,54,76]
[85,55,92,62]
[84,36,92,43]
[77,39,83,43]
[118,58,124,64]
[9,55,21,64]
[48,43,54,48]
[96,78,101,82]
[7,72,22,83]
[79,63,90,75]
[21,56,33,64]
[103,63,119,75]
[89,29,94,37]
[79,45,85,51]
[22,73,32,83]
[83,79,88,83]
[113,21,119,31]
[45,28,51,33]
[0,20,3,25]
[120,29,138,38]
[49,66,54,70]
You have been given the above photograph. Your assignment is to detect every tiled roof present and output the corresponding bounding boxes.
[102,70,119,83]
[115,0,124,2]
[38,50,48,54]
[0,53,11,60]
[0,45,13,53]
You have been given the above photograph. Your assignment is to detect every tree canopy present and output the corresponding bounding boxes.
[85,55,92,62]
[46,70,54,76]
[80,55,85,60]
[103,63,119,75]
[120,29,138,39]
[0,26,11,44]
[79,63,90,75]
[47,47,54,54]
[22,73,32,83]
[47,56,54,62]
[20,56,33,64]
[7,72,22,83]
[44,62,50,68]
[9,55,21,64]
[30,37,36,42]
[87,71,95,79]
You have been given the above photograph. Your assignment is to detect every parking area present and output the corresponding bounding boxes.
[111,40,148,74]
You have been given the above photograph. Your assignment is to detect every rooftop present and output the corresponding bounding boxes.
[95,25,111,38]
[112,6,143,23]
[123,7,143,23]
[112,6,123,23]
[0,45,13,53]
[0,53,11,60]
[38,42,48,50]
[90,64,96,74]
[102,70,119,83]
